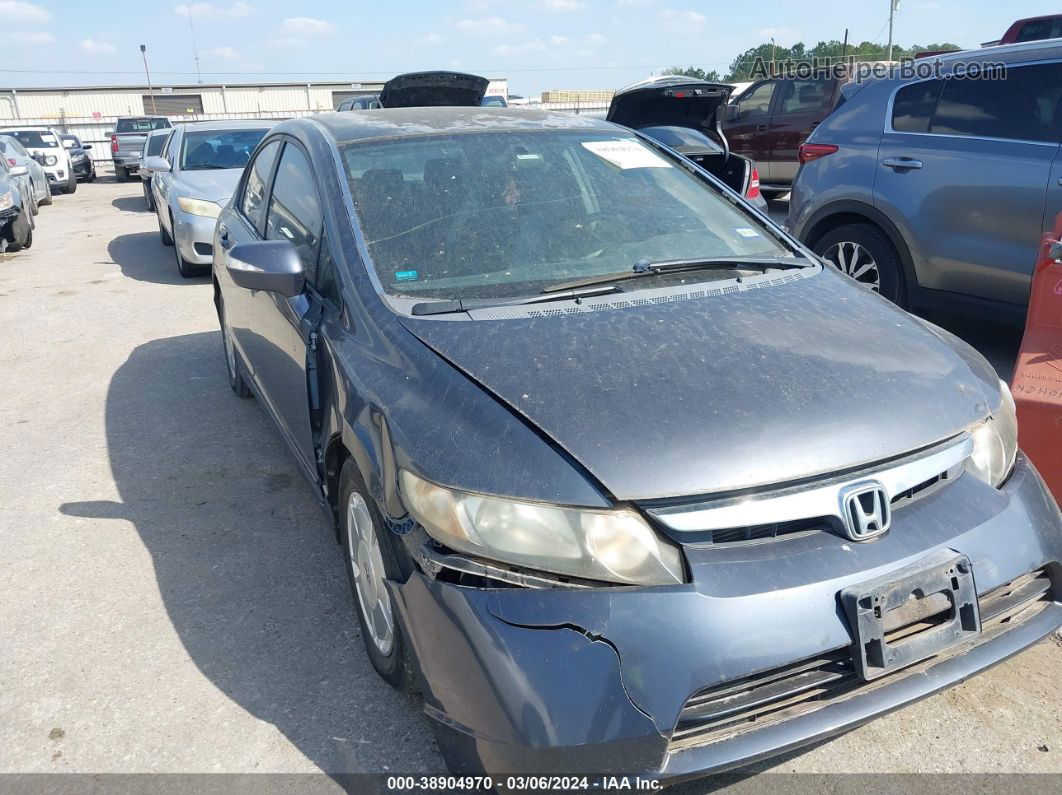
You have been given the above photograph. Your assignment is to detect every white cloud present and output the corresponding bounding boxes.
[660,8,705,25]
[416,32,446,45]
[173,2,253,18]
[0,1,50,23]
[618,0,656,5]
[212,45,239,59]
[493,38,547,56]
[584,32,607,44]
[455,16,525,35]
[541,0,586,10]
[3,30,55,43]
[280,16,335,35]
[79,38,117,55]
[549,35,568,45]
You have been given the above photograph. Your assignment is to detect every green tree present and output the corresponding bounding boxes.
[724,39,962,81]
[663,66,722,82]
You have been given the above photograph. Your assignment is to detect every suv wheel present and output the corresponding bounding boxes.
[115,167,128,183]
[814,223,907,307]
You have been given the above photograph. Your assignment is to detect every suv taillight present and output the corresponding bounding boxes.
[111,133,119,154]
[798,143,838,164]
[746,167,761,200]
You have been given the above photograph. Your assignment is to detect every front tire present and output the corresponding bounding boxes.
[143,180,155,211]
[339,460,416,691]
[65,173,77,194]
[813,223,907,307]
[219,300,251,398]
[158,211,174,246]
[39,182,52,206]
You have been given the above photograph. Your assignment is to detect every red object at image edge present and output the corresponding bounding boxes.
[1011,211,1062,502]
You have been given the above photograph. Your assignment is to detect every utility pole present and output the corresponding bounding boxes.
[140,45,157,114]
[888,0,900,61]
[186,5,202,83]
[770,37,776,76]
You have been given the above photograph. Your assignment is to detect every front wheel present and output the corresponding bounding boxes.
[158,210,174,246]
[65,173,77,194]
[340,461,416,691]
[38,183,52,206]
[813,223,907,307]
[219,300,251,398]
[143,180,155,211]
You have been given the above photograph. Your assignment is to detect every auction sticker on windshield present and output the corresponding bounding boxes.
[581,140,672,170]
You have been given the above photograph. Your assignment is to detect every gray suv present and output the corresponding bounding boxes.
[789,41,1062,317]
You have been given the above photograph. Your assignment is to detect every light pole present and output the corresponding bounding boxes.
[140,44,157,114]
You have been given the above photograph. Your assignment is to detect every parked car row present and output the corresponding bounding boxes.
[107,69,1062,781]
[0,124,92,253]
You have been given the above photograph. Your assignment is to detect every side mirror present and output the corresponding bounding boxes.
[226,240,305,297]
[142,155,170,173]
[9,165,28,177]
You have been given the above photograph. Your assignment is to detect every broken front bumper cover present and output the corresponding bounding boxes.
[389,455,1062,779]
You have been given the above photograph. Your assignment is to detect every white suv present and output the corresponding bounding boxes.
[0,127,76,194]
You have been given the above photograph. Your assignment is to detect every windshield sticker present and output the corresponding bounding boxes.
[734,227,761,238]
[395,270,419,282]
[581,140,672,170]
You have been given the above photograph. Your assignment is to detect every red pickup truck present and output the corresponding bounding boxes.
[985,14,1062,46]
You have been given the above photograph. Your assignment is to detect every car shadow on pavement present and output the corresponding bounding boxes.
[107,231,209,286]
[111,195,149,213]
[59,331,445,776]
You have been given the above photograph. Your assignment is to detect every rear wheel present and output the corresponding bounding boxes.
[340,460,416,691]
[814,223,907,307]
[115,166,128,183]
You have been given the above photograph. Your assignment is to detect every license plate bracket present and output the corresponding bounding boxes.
[840,549,980,681]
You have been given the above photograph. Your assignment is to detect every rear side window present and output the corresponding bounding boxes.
[241,139,280,233]
[930,64,1062,142]
[1015,17,1062,42]
[265,143,323,280]
[892,80,943,133]
[777,79,832,115]
[145,133,169,157]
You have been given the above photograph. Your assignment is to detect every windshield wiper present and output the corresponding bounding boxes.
[410,284,623,316]
[541,255,810,294]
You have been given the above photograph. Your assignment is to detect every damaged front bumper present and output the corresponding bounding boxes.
[388,455,1062,779]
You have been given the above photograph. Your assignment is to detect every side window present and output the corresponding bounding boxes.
[1016,19,1062,42]
[265,143,323,281]
[929,64,1062,143]
[892,79,943,133]
[777,79,831,115]
[315,232,343,306]
[241,140,281,234]
[164,131,181,164]
[734,81,776,118]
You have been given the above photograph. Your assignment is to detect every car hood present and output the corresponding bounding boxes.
[398,271,999,502]
[607,77,733,136]
[380,71,489,108]
[174,168,243,203]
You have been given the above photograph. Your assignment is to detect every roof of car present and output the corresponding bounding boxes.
[0,126,57,132]
[303,106,617,145]
[173,119,276,133]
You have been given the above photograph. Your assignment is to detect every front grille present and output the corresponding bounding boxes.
[669,568,1053,751]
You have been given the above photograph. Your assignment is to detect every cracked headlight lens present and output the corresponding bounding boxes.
[399,470,684,586]
[967,380,1018,487]
[177,197,222,218]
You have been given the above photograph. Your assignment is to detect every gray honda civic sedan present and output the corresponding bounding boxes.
[211,104,1062,780]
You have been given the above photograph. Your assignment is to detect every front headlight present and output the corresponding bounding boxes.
[967,380,1018,487]
[44,155,57,166]
[177,197,222,218]
[0,190,14,211]
[399,470,685,586]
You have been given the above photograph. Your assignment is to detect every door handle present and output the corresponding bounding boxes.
[218,224,231,249]
[882,157,923,170]
[756,124,768,132]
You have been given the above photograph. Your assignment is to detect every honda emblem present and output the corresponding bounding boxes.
[840,483,891,541]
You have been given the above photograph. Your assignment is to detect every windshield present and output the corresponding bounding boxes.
[8,130,59,148]
[116,118,170,133]
[179,129,268,171]
[341,130,790,301]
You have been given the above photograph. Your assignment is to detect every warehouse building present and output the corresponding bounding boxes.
[0,77,508,162]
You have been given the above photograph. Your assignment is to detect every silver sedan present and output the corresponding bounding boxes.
[144,120,271,278]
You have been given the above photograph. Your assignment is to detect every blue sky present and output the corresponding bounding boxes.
[0,0,1057,95]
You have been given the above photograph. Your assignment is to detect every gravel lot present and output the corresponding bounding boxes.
[0,180,1059,784]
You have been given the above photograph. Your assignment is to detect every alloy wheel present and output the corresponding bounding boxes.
[822,241,881,292]
[346,492,394,656]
